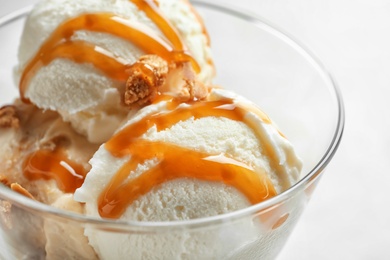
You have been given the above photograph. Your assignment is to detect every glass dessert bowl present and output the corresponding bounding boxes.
[0,1,344,259]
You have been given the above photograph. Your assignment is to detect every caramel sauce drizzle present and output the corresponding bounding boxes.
[99,98,277,219]
[130,0,184,50]
[23,148,87,193]
[20,0,201,101]
[16,1,280,220]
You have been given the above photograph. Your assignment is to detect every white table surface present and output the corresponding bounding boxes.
[1,0,389,259]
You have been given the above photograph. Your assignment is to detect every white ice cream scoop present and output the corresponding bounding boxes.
[16,0,214,144]
[74,88,302,259]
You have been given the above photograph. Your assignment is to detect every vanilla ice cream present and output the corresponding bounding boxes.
[16,0,214,143]
[0,102,99,204]
[0,101,99,258]
[0,0,304,258]
[74,88,302,259]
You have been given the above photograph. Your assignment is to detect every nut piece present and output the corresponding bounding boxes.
[161,61,209,101]
[0,175,35,200]
[0,175,10,186]
[125,55,168,106]
[125,55,210,106]
[10,183,36,200]
[0,105,19,128]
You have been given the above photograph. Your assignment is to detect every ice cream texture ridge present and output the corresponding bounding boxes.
[0,0,302,259]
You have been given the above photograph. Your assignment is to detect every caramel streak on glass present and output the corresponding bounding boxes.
[23,148,87,193]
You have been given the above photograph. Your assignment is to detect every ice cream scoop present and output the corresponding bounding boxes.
[16,0,214,143]
[0,102,99,258]
[0,0,304,258]
[74,88,302,258]
[0,102,99,204]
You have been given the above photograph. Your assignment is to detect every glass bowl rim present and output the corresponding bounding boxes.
[0,0,345,231]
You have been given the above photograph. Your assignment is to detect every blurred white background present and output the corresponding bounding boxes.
[1,0,390,259]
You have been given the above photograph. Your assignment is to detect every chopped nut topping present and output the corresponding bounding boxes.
[0,175,10,186]
[0,105,19,128]
[125,55,168,106]
[0,175,36,229]
[124,54,210,106]
[162,61,208,102]
[10,183,36,200]
[0,175,35,200]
